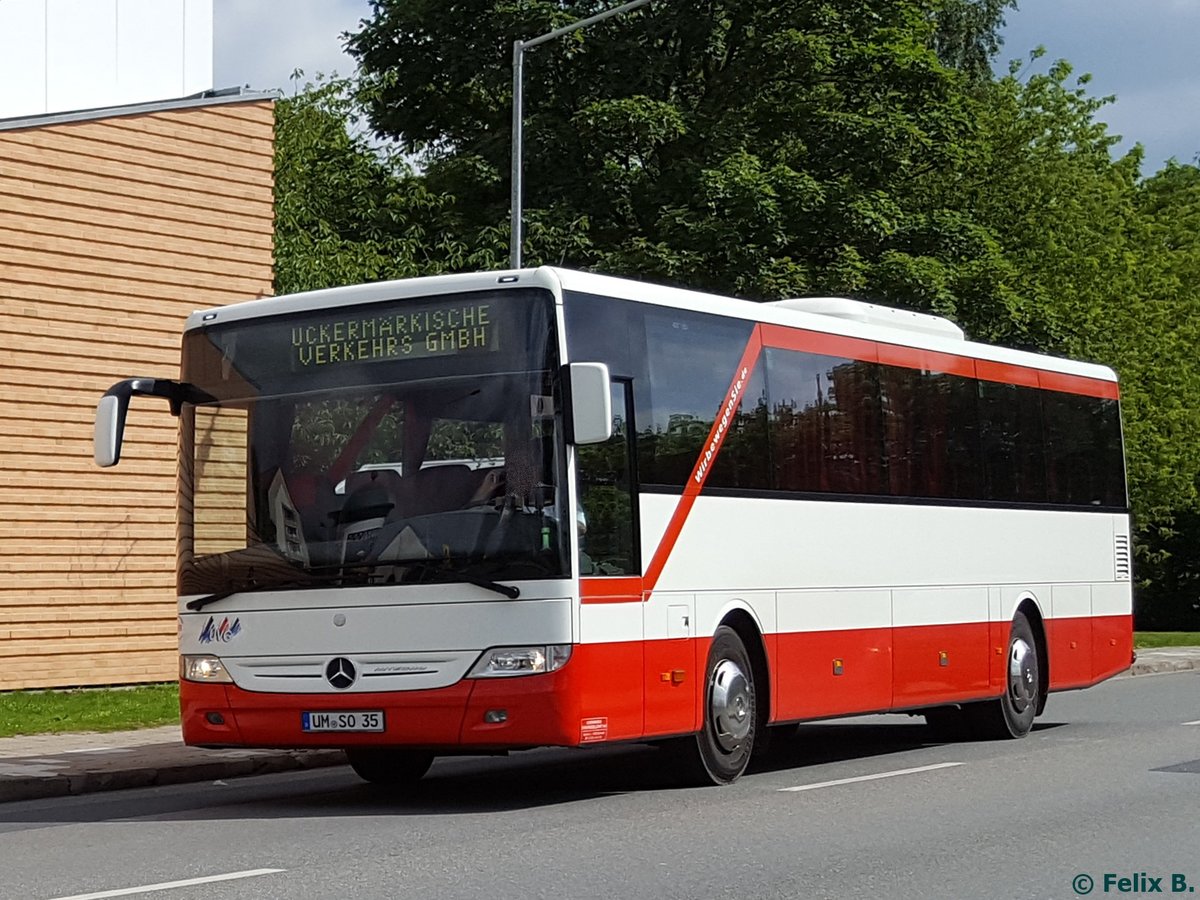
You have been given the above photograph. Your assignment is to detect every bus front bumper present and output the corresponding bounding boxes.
[181,672,583,751]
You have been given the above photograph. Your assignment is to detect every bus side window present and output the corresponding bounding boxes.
[576,382,638,576]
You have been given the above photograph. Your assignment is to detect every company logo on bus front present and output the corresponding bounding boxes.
[325,657,358,690]
[198,616,241,644]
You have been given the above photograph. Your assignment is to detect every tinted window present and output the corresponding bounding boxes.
[978,382,1046,503]
[637,309,756,487]
[1042,391,1126,507]
[707,364,771,490]
[563,291,636,378]
[880,367,980,499]
[765,349,885,495]
[567,292,1125,510]
[577,382,639,574]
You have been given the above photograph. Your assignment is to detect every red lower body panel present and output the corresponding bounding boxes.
[181,615,1132,750]
[772,628,892,721]
[1047,617,1094,689]
[892,621,991,708]
[1045,614,1133,690]
[1091,614,1134,684]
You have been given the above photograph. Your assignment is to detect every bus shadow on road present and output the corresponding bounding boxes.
[749,716,1066,775]
[242,715,1074,817]
[263,717,991,816]
[0,718,1069,825]
[749,718,940,775]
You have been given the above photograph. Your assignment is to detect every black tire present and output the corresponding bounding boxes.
[672,625,758,785]
[346,748,435,786]
[971,611,1041,739]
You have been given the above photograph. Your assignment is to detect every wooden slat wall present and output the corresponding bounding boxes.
[193,406,250,555]
[0,100,274,690]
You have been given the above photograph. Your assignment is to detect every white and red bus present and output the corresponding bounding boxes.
[94,268,1132,785]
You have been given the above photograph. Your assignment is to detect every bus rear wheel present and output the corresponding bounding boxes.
[972,611,1041,739]
[672,625,758,785]
[346,748,435,786]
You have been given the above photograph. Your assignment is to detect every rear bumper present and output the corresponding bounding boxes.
[182,671,583,751]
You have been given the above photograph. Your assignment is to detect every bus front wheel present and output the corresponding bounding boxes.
[671,625,758,785]
[346,748,435,786]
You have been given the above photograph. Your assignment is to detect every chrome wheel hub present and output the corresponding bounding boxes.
[710,658,752,752]
[1007,637,1037,713]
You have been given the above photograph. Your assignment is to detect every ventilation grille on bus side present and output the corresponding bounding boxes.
[1114,535,1132,581]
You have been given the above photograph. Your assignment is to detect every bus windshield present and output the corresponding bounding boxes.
[177,288,567,597]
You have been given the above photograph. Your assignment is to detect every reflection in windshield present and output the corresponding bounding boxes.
[179,371,567,597]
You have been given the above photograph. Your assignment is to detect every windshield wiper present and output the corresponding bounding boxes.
[397,558,521,599]
[186,590,238,613]
[184,566,376,612]
[184,559,520,611]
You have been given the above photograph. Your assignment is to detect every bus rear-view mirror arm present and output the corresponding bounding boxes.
[564,362,613,445]
[94,377,211,467]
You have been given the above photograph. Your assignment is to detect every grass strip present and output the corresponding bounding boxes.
[0,683,179,738]
[1135,632,1200,649]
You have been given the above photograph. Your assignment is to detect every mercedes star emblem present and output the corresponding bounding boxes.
[325,657,357,689]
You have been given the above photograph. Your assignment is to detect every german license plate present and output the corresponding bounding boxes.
[301,710,385,733]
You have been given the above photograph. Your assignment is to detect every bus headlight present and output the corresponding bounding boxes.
[181,655,233,683]
[468,644,572,678]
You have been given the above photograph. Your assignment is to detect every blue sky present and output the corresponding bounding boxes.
[213,0,1200,173]
[1000,0,1200,169]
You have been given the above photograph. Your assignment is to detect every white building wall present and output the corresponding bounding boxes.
[0,0,213,119]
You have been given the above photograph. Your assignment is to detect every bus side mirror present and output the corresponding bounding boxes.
[566,362,613,445]
[94,377,197,467]
[94,393,129,467]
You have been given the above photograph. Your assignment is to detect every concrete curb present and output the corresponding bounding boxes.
[0,748,346,805]
[1126,647,1200,677]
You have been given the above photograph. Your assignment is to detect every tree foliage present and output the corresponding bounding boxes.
[349,0,1023,299]
[274,75,500,293]
[269,1,1200,626]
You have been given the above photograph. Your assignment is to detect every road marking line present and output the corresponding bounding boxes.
[779,761,963,793]
[46,868,284,900]
[1184,720,1200,726]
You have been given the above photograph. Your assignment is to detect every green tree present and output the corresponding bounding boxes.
[933,0,1015,80]
[347,0,1019,298]
[274,75,486,293]
[1119,161,1200,627]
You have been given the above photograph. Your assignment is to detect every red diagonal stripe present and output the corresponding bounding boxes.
[642,325,765,598]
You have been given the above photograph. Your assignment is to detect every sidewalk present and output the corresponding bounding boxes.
[1,647,1197,805]
[0,725,345,804]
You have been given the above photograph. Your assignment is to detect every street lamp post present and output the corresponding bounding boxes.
[509,0,653,269]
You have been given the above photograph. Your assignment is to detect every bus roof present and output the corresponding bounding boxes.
[184,267,1118,384]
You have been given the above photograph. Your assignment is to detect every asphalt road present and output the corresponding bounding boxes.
[1,671,1198,900]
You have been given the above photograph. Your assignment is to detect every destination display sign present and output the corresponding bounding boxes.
[185,288,555,400]
[289,299,497,369]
